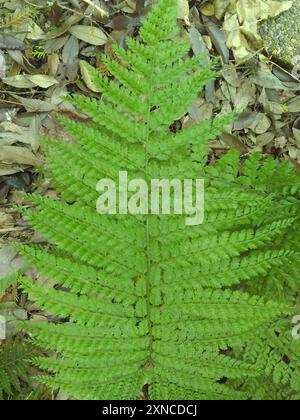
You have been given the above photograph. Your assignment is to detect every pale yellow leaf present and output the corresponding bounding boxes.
[177,0,189,19]
[0,146,39,166]
[80,61,100,93]
[69,25,108,46]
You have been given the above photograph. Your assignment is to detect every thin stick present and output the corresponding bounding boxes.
[267,59,300,83]
[81,0,109,17]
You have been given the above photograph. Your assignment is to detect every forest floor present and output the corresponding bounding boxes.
[0,0,299,399]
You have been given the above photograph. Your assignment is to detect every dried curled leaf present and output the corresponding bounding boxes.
[2,74,58,89]
[80,61,100,93]
[0,34,26,50]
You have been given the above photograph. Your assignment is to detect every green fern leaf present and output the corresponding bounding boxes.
[0,339,37,400]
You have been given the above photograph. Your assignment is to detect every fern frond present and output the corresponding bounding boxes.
[17,0,300,400]
[232,320,300,400]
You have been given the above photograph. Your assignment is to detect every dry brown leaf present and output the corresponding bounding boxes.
[0,146,39,166]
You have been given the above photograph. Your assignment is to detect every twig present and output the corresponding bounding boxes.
[0,227,27,233]
[81,0,109,17]
[23,0,49,9]
[56,4,85,16]
[0,99,22,106]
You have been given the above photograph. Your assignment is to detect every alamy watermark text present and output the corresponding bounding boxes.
[96,171,205,226]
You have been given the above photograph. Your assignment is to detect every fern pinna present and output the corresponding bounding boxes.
[17,0,300,400]
[0,339,37,400]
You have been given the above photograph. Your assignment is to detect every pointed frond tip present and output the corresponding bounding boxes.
[140,0,180,45]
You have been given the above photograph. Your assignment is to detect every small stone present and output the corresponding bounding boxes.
[259,2,300,67]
